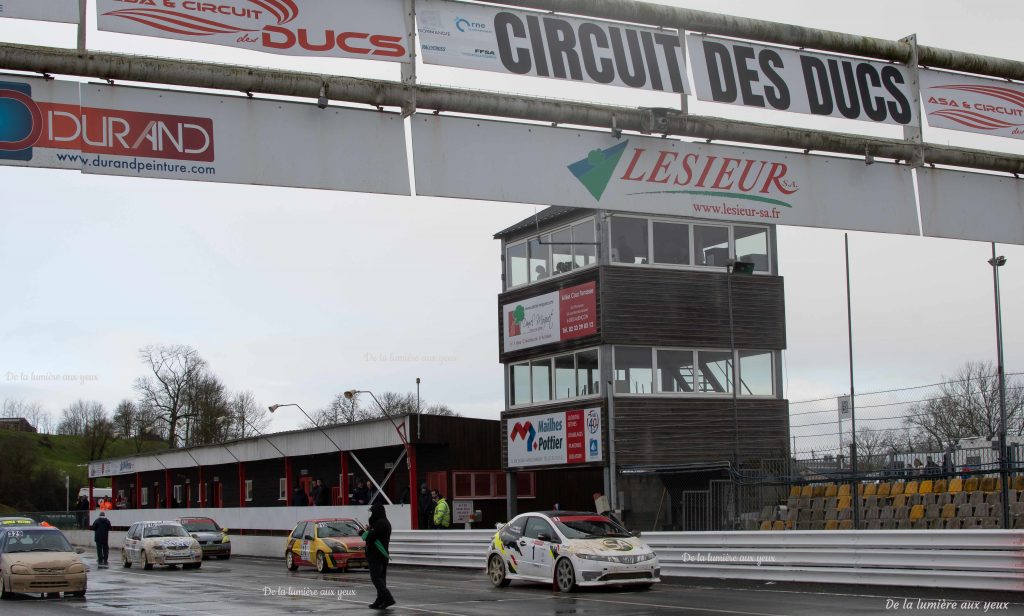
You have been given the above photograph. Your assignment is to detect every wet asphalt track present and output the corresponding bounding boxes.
[3,550,1022,616]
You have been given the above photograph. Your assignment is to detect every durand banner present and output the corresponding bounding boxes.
[96,0,410,62]
[917,168,1024,245]
[921,69,1024,140]
[507,408,603,469]
[0,75,411,195]
[503,281,597,353]
[411,114,920,235]
[0,0,79,23]
[687,34,918,127]
[416,0,688,94]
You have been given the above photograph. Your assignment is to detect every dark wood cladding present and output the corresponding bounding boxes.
[498,268,601,364]
[613,398,790,468]
[600,266,786,350]
[414,415,502,470]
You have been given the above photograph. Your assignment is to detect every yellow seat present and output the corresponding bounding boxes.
[838,520,853,530]
[876,482,892,498]
[918,480,933,495]
[789,486,802,498]
[892,494,907,509]
[909,504,925,521]
[863,483,878,497]
[980,477,996,492]
[772,521,785,530]
[812,485,826,498]
[1013,476,1024,491]
[940,504,956,519]
[800,485,814,498]
[824,484,839,498]
[837,496,852,510]
[932,479,947,493]
[904,481,919,496]
[948,478,963,493]
[838,484,851,497]
[825,520,839,530]
[964,478,980,492]
[891,482,906,497]
[759,520,773,531]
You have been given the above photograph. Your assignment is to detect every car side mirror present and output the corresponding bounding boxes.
[222,528,228,533]
[631,530,642,538]
[495,522,504,530]
[537,533,552,542]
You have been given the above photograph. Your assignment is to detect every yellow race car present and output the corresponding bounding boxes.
[285,518,367,573]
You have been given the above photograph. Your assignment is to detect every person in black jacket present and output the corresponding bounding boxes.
[291,484,308,506]
[90,511,112,566]
[363,502,394,610]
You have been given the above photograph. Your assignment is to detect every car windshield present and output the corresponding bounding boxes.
[316,521,362,538]
[180,520,219,532]
[143,524,189,538]
[2,530,74,553]
[552,516,631,539]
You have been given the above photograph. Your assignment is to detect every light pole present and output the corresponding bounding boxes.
[268,403,343,452]
[988,244,1010,529]
[726,258,754,528]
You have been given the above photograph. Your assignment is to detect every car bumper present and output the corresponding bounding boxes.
[329,553,367,569]
[9,572,87,594]
[199,543,231,557]
[150,551,203,565]
[574,559,661,587]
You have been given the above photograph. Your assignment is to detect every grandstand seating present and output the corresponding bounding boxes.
[758,475,1020,530]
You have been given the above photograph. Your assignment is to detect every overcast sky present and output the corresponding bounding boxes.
[0,1,1021,434]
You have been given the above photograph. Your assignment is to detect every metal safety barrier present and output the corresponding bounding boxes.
[387,529,1024,592]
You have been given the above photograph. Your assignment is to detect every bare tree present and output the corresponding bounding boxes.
[112,399,138,440]
[183,373,232,447]
[903,361,1024,449]
[58,400,114,460]
[2,399,48,431]
[229,390,270,438]
[135,344,207,447]
[306,393,367,427]
[423,403,458,417]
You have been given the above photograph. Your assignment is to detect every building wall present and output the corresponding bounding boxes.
[600,266,786,349]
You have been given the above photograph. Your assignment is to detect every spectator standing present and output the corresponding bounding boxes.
[363,502,395,609]
[431,490,451,529]
[291,484,308,506]
[310,479,322,506]
[416,483,432,530]
[91,511,112,566]
[352,480,370,506]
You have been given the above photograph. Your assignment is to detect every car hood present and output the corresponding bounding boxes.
[142,537,197,550]
[3,552,83,569]
[564,536,653,555]
[322,538,365,551]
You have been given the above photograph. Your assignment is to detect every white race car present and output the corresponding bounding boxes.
[486,511,660,592]
[122,521,203,570]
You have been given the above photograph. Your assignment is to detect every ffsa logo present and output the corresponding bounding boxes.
[0,81,42,161]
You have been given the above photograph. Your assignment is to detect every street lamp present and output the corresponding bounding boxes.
[726,258,754,528]
[268,403,344,452]
[343,390,409,446]
[988,245,1010,529]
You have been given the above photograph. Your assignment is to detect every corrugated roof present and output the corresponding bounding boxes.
[493,206,588,240]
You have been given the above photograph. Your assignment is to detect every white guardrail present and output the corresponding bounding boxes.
[66,529,1024,592]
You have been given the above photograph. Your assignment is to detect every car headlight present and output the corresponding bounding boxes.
[152,545,165,551]
[221,534,230,544]
[638,552,656,562]
[11,564,31,574]
[576,552,614,562]
[67,563,86,574]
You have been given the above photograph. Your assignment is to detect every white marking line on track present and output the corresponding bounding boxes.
[562,595,791,616]
[681,583,1024,607]
[334,596,472,616]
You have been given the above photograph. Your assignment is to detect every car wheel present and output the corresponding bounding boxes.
[286,550,298,571]
[141,551,153,571]
[554,558,577,593]
[122,551,132,568]
[316,552,331,573]
[0,573,8,600]
[488,554,511,588]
